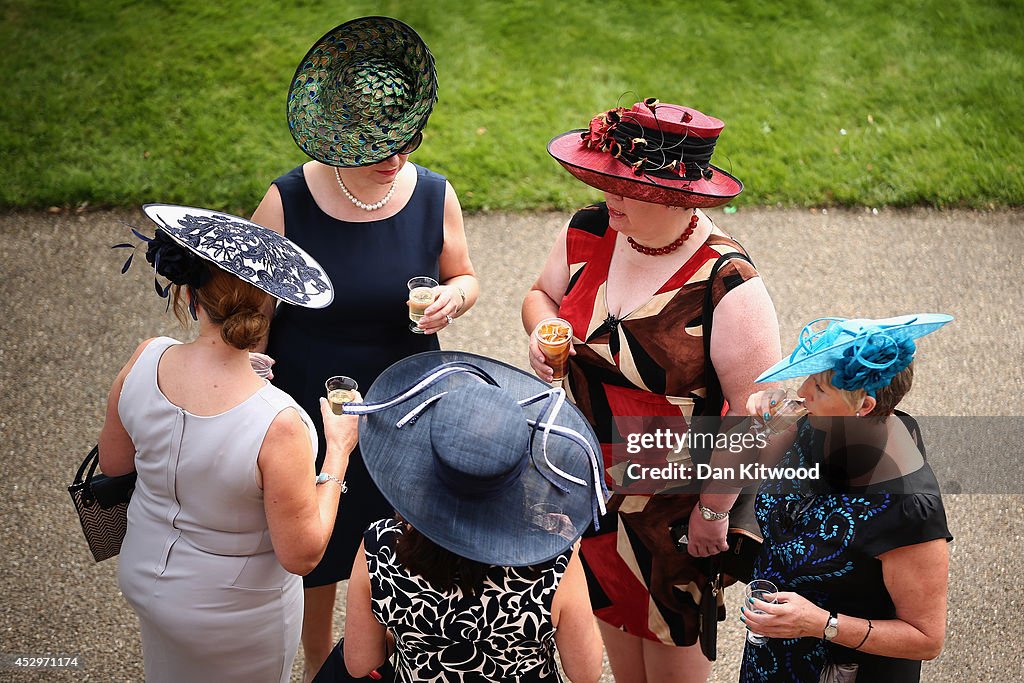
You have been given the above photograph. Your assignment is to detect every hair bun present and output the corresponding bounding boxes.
[220,308,269,350]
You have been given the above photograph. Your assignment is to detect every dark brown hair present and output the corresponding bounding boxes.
[394,517,546,593]
[867,362,914,417]
[395,523,491,593]
[170,265,270,350]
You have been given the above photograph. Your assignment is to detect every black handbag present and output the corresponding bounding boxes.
[311,637,396,682]
[68,445,137,562]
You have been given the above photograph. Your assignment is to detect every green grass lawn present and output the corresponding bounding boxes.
[2,0,1022,212]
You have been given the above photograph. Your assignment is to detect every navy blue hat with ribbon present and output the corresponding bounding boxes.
[344,351,608,567]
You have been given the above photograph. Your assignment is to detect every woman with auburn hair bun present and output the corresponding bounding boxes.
[100,205,357,682]
[186,267,270,349]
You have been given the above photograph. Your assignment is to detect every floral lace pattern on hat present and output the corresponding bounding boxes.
[167,212,331,306]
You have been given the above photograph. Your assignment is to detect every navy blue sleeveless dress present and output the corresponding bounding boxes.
[266,163,444,586]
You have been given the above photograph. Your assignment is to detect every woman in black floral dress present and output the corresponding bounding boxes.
[339,351,607,682]
[717,314,954,682]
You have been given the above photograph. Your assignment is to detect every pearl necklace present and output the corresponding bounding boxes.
[334,167,396,211]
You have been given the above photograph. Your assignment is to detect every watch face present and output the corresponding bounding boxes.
[824,618,839,640]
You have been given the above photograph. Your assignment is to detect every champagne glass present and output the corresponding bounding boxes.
[750,389,807,438]
[744,579,778,645]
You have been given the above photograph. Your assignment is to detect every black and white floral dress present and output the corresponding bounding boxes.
[364,519,568,682]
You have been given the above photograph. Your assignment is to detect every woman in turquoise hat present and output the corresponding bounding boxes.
[696,314,953,682]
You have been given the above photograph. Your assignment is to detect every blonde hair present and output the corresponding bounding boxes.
[170,265,270,350]
[814,364,914,417]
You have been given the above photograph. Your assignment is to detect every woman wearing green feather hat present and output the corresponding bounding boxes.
[249,17,479,678]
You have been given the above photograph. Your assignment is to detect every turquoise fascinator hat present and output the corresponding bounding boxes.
[757,314,953,397]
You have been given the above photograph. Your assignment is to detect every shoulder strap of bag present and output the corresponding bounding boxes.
[69,446,101,505]
[701,250,755,417]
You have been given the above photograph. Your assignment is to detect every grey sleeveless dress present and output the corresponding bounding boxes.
[116,337,317,682]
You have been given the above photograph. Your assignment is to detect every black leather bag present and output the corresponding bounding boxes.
[68,445,137,562]
[670,513,761,585]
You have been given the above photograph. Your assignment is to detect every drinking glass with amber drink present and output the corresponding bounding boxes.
[325,376,359,415]
[535,318,573,382]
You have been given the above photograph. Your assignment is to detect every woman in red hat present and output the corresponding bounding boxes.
[522,99,782,682]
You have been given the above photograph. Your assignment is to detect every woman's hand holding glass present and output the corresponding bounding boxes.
[528,321,576,383]
[319,391,361,464]
[741,588,832,642]
[746,388,807,437]
[414,284,463,334]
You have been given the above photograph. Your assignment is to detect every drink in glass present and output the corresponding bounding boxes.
[744,579,779,646]
[535,318,573,382]
[750,390,807,438]
[325,376,359,415]
[407,276,438,333]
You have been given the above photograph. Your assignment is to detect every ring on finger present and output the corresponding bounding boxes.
[445,314,454,325]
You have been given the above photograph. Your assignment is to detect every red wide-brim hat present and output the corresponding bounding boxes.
[548,100,743,208]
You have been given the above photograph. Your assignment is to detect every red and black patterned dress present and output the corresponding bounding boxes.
[558,203,759,646]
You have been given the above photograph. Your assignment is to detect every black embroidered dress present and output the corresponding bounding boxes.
[740,418,952,683]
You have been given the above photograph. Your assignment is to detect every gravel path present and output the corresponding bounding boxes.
[1,206,1021,681]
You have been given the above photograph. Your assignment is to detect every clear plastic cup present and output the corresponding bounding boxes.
[325,376,359,415]
[407,276,438,333]
[535,318,573,382]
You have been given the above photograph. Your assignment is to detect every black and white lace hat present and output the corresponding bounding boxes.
[137,204,334,309]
